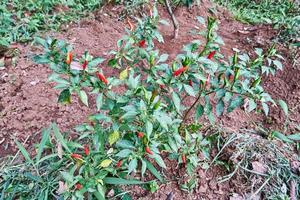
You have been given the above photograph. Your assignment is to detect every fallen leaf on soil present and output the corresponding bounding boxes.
[252,161,267,174]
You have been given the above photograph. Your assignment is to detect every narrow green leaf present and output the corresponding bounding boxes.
[60,171,74,183]
[262,102,269,116]
[153,154,167,168]
[195,104,204,120]
[52,124,71,153]
[96,94,103,111]
[288,133,300,141]
[15,140,33,164]
[35,127,51,163]
[88,57,105,67]
[128,159,138,174]
[272,131,293,143]
[172,92,181,113]
[146,121,153,139]
[103,177,145,185]
[278,100,288,116]
[141,159,147,177]
[216,99,224,116]
[146,161,165,183]
[227,96,243,113]
[116,149,132,158]
[247,99,257,112]
[79,90,89,106]
[184,84,196,97]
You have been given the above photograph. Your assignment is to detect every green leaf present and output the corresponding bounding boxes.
[288,133,300,141]
[272,131,293,143]
[103,177,145,185]
[227,96,243,113]
[158,54,168,63]
[146,161,165,183]
[172,92,181,113]
[15,140,33,164]
[60,171,74,183]
[184,84,196,97]
[141,159,147,177]
[79,90,89,106]
[153,154,167,168]
[116,149,132,158]
[195,104,204,120]
[108,131,120,146]
[207,112,215,125]
[52,124,71,153]
[273,60,283,70]
[216,99,224,116]
[145,121,153,139]
[128,159,138,174]
[262,102,269,116]
[278,100,288,116]
[96,94,103,111]
[88,57,105,67]
[247,99,257,112]
[108,59,118,68]
[35,127,51,163]
[215,89,225,100]
[58,89,71,104]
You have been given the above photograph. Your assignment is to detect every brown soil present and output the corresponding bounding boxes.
[0,0,299,199]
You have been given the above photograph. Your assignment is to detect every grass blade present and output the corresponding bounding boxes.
[36,126,51,163]
[146,160,165,183]
[52,123,71,153]
[103,177,145,185]
[15,140,33,165]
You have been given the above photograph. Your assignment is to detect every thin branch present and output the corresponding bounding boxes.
[164,0,179,39]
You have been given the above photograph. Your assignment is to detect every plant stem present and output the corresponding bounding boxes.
[164,0,179,39]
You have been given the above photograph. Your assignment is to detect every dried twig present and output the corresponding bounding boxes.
[164,0,179,39]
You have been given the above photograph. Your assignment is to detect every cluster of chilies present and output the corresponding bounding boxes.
[172,50,216,90]
[66,52,108,85]
[66,48,218,177]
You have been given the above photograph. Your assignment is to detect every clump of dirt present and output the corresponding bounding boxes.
[0,0,299,199]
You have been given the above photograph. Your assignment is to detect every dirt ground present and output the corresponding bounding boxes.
[0,0,299,199]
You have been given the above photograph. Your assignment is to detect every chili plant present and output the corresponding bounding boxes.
[5,8,284,199]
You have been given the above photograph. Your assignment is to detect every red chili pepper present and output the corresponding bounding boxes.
[137,132,144,138]
[182,154,186,164]
[116,160,122,168]
[145,147,153,155]
[173,66,188,77]
[71,153,82,159]
[229,74,234,82]
[66,52,73,65]
[159,84,164,89]
[189,80,193,87]
[96,72,108,85]
[207,51,216,60]
[75,183,83,190]
[84,145,89,156]
[139,40,146,48]
[82,60,88,70]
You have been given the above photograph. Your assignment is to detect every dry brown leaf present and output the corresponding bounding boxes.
[252,161,267,174]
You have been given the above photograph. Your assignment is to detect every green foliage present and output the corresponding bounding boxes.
[214,0,300,45]
[0,0,103,46]
[1,7,284,199]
